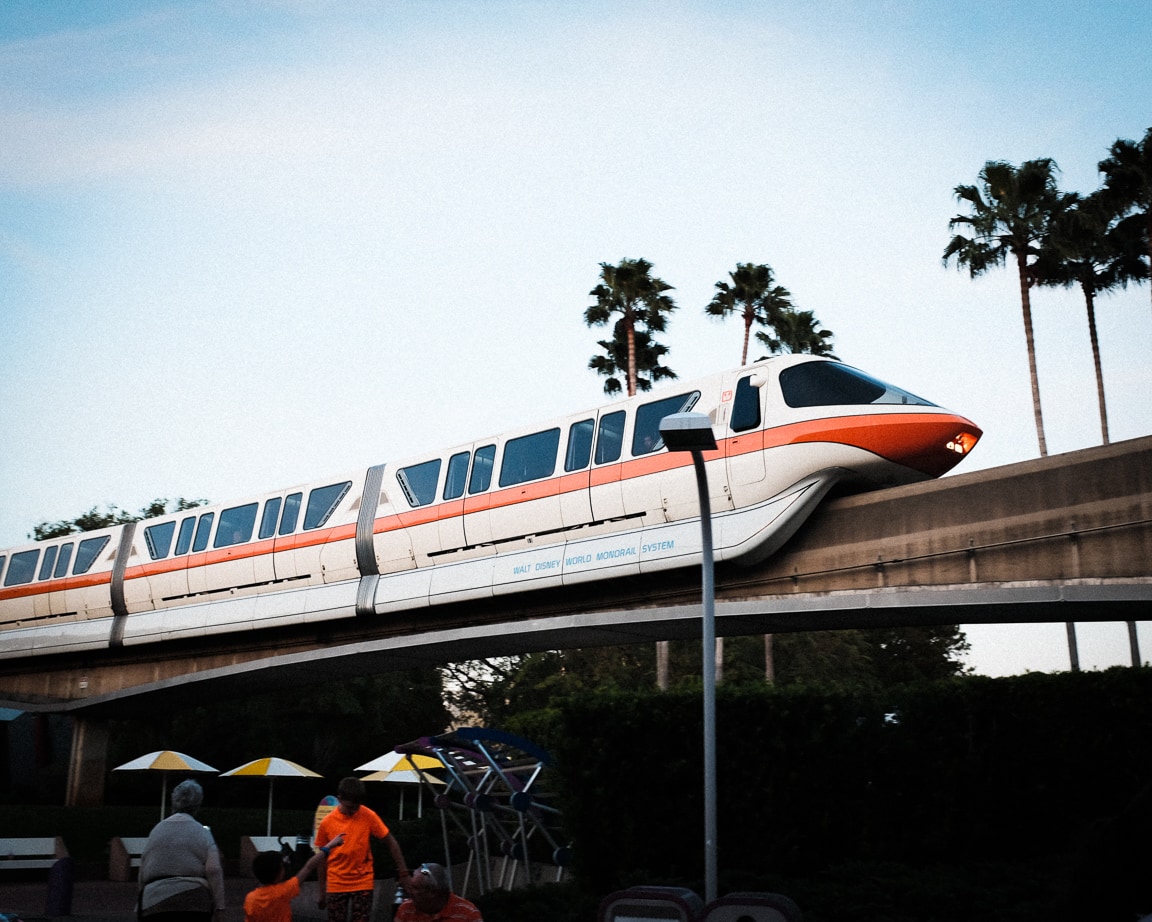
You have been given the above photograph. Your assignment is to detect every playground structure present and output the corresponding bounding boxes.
[394,728,570,895]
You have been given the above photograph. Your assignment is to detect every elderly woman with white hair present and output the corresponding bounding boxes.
[138,779,226,920]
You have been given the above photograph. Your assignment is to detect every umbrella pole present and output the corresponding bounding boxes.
[399,787,405,822]
[160,776,168,821]
[267,779,274,837]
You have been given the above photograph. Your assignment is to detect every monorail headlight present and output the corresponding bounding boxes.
[946,431,978,455]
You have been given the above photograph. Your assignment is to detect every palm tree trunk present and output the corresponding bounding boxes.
[624,306,638,397]
[656,641,669,690]
[764,633,775,684]
[1082,284,1109,444]
[741,317,751,366]
[1016,250,1047,457]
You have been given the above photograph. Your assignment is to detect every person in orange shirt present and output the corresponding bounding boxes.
[395,862,483,922]
[315,777,410,922]
[244,834,345,922]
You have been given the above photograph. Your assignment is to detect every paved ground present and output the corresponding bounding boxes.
[0,876,399,922]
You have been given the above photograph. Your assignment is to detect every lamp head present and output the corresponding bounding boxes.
[659,412,718,452]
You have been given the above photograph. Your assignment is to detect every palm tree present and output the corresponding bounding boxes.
[1034,191,1147,445]
[755,308,838,359]
[585,259,678,689]
[705,263,794,365]
[943,158,1071,458]
[1036,185,1147,671]
[589,319,677,396]
[1098,127,1152,316]
[945,159,1080,669]
[749,305,837,685]
[586,258,677,397]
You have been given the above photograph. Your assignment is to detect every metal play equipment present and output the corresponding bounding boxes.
[395,728,570,895]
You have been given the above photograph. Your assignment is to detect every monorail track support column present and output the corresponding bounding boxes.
[65,717,109,807]
[660,412,719,905]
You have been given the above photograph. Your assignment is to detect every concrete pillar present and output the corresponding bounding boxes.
[66,717,109,806]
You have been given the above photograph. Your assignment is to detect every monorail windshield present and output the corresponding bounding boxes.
[780,362,937,409]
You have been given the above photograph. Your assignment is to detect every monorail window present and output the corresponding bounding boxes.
[469,445,496,494]
[305,482,351,530]
[499,428,560,488]
[53,543,74,578]
[38,546,59,581]
[175,517,196,555]
[4,549,38,586]
[259,497,281,540]
[444,452,470,501]
[73,535,110,575]
[565,419,594,472]
[192,513,215,553]
[215,502,259,547]
[595,411,625,465]
[633,391,701,456]
[0,557,5,583]
[279,493,302,535]
[731,376,762,432]
[145,522,176,560]
[780,362,937,408]
[398,460,441,508]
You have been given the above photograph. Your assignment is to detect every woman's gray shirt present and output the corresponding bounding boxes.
[139,812,226,911]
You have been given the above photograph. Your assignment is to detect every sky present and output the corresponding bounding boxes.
[1,0,1149,677]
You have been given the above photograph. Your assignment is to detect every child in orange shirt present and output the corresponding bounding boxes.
[244,833,344,922]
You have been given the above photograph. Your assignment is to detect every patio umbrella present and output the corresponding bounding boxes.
[112,750,218,820]
[220,757,324,836]
[357,752,444,820]
[355,751,442,773]
[361,767,445,819]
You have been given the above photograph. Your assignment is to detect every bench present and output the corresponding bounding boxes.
[108,836,149,882]
[0,836,69,871]
[0,837,73,915]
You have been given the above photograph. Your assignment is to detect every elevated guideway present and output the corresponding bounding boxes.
[1,435,1149,719]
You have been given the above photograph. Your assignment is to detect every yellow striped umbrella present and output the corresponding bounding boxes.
[355,751,441,773]
[220,757,323,835]
[113,750,218,820]
[356,752,444,819]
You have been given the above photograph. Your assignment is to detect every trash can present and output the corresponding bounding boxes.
[45,856,74,917]
[599,886,705,922]
[702,891,801,922]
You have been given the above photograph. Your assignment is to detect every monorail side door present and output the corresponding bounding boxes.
[724,372,767,507]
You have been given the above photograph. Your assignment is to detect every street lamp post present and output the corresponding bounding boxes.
[659,411,718,904]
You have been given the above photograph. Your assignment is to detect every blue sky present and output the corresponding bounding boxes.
[2,0,1149,676]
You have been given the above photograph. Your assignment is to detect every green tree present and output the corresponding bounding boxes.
[705,262,795,365]
[441,647,659,727]
[588,318,677,396]
[1098,127,1152,316]
[754,307,838,359]
[1034,190,1147,445]
[31,497,206,540]
[447,627,972,726]
[585,258,677,397]
[943,158,1072,458]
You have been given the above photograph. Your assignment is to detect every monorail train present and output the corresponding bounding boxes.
[0,355,981,660]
